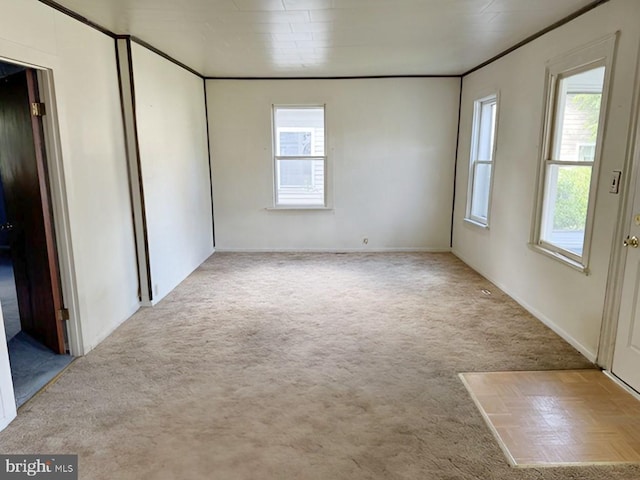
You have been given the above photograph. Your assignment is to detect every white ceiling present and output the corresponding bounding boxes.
[48,0,601,77]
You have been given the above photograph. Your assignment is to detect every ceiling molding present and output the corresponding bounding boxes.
[126,36,203,79]
[462,0,610,77]
[38,0,205,78]
[205,75,461,80]
[38,0,610,81]
[38,0,116,39]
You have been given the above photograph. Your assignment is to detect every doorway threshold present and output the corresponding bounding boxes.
[7,332,73,407]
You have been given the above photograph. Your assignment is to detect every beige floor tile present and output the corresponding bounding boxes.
[460,370,640,467]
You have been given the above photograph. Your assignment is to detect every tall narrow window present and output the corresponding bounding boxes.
[533,35,615,270]
[466,94,498,226]
[273,106,325,207]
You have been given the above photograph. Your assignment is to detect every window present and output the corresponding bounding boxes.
[577,143,596,162]
[533,35,616,270]
[466,94,498,226]
[273,106,325,207]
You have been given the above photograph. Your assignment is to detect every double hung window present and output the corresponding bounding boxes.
[466,95,498,226]
[273,106,326,207]
[533,35,616,270]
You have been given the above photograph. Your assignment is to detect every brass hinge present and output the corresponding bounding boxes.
[31,102,46,117]
[57,308,70,322]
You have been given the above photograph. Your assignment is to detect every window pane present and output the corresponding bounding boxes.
[577,144,596,161]
[477,101,497,162]
[275,108,324,156]
[470,163,492,221]
[279,158,312,186]
[541,164,592,256]
[276,159,324,206]
[552,67,604,161]
[280,131,312,156]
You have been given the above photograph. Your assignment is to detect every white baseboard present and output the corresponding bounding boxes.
[82,303,139,355]
[213,247,452,253]
[452,249,597,364]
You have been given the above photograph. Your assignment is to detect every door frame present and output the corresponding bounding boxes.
[35,68,83,356]
[597,42,640,371]
[0,57,83,357]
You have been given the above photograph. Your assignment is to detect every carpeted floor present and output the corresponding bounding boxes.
[0,252,638,479]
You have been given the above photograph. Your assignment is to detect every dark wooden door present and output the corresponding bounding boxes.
[0,68,65,354]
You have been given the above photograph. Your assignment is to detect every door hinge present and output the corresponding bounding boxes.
[31,102,46,117]
[57,308,70,322]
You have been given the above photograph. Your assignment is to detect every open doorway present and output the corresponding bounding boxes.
[0,60,73,407]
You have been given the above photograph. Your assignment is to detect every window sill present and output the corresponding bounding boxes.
[528,243,589,275]
[463,218,489,230]
[265,206,333,211]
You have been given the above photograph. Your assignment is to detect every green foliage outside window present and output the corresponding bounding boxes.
[552,93,601,231]
[571,93,601,141]
[553,167,591,231]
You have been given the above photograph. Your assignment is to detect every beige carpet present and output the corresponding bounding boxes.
[0,252,638,479]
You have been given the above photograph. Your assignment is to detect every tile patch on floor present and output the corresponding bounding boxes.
[460,370,640,467]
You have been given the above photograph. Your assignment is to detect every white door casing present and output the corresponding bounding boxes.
[0,64,83,433]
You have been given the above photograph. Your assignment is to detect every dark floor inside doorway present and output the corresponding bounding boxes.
[8,332,73,407]
[1,251,73,407]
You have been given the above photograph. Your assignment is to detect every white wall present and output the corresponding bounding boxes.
[0,308,16,429]
[207,78,460,251]
[0,0,140,352]
[452,0,640,361]
[131,44,213,303]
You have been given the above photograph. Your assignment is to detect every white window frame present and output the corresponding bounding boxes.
[465,93,499,227]
[272,105,327,208]
[531,34,617,272]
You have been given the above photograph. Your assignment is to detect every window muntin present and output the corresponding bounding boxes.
[538,66,605,261]
[273,106,325,207]
[466,95,498,226]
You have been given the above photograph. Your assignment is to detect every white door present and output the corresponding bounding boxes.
[613,154,640,392]
[0,304,16,430]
